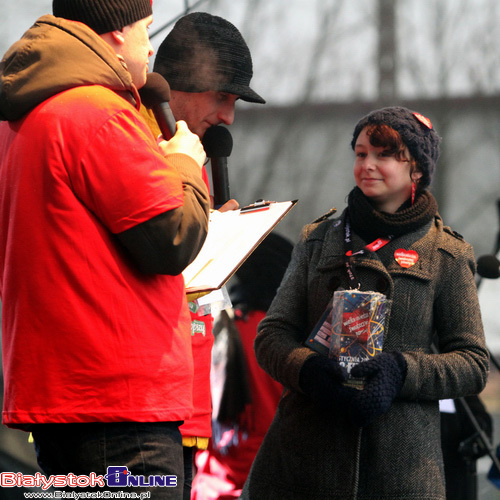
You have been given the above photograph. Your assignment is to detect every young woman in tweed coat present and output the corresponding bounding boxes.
[240,107,489,499]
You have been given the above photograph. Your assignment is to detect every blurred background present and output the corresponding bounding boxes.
[2,0,500,498]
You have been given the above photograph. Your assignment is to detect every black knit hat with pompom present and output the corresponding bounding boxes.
[53,0,152,35]
[351,106,441,188]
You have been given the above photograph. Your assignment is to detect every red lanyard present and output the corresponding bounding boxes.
[344,215,392,288]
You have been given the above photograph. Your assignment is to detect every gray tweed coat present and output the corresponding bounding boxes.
[240,210,489,500]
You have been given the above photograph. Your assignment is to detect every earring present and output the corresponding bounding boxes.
[411,181,417,205]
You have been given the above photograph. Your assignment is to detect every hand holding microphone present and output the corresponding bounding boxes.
[163,121,206,167]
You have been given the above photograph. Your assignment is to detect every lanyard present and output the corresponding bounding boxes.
[344,214,392,289]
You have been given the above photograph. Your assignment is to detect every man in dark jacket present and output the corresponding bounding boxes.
[140,12,265,499]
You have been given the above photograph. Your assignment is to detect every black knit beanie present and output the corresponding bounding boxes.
[153,12,265,104]
[53,0,153,35]
[351,106,441,188]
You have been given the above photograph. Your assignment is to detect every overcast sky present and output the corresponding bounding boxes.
[4,0,500,107]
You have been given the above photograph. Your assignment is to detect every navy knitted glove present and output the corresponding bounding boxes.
[299,355,358,410]
[349,351,407,427]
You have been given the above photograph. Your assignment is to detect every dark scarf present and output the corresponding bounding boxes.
[347,187,438,242]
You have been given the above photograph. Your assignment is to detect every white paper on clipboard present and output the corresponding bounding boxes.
[183,200,297,294]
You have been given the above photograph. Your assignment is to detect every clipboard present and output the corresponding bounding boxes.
[183,199,297,294]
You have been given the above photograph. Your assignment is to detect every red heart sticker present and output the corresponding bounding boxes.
[394,249,419,268]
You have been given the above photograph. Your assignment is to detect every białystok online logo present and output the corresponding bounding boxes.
[104,467,176,488]
[0,467,177,490]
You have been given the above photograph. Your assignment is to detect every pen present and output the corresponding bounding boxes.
[240,200,273,213]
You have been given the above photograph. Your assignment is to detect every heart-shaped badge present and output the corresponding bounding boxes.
[394,249,419,268]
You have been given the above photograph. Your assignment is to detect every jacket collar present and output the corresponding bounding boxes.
[0,15,137,121]
[315,211,447,283]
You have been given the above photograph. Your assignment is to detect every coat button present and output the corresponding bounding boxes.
[376,277,389,292]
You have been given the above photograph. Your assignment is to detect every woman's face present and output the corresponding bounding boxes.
[353,127,421,213]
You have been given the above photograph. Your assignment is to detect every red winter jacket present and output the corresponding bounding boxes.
[0,16,209,427]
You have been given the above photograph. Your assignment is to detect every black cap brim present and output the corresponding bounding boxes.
[221,83,265,104]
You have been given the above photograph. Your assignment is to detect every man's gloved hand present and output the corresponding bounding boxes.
[349,351,407,427]
[299,355,357,410]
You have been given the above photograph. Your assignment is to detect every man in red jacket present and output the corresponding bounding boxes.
[0,1,209,497]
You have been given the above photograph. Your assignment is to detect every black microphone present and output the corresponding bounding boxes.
[139,72,176,140]
[477,255,500,279]
[202,126,233,208]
